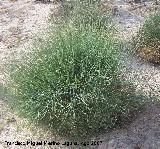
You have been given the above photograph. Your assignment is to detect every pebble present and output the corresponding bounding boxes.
[0,35,2,42]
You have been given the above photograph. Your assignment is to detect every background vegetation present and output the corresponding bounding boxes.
[134,13,160,63]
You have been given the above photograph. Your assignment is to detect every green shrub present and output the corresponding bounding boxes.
[7,23,143,139]
[71,0,106,26]
[57,0,112,31]
[6,2,144,140]
[134,13,160,63]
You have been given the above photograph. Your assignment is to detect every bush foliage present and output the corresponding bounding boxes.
[57,0,112,30]
[135,14,160,63]
[7,1,143,139]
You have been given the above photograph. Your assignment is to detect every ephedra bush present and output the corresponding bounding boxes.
[135,13,160,63]
[6,1,144,140]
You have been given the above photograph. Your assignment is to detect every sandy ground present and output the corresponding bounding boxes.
[0,0,160,149]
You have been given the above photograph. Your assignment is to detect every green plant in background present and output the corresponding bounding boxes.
[71,0,110,29]
[56,0,112,31]
[6,1,144,140]
[134,13,160,63]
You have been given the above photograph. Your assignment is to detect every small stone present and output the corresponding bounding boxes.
[134,0,142,3]
[9,0,18,2]
[6,117,16,123]
[0,35,3,42]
